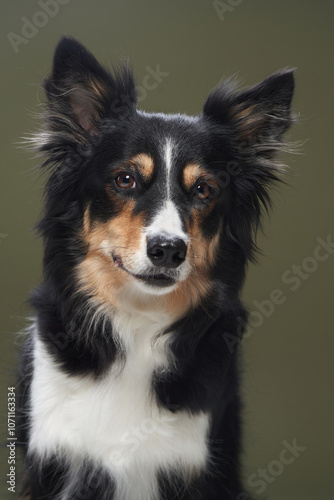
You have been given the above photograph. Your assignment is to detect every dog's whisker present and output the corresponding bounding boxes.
[87,247,107,253]
[86,252,107,267]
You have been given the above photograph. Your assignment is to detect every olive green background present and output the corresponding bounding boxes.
[0,1,333,498]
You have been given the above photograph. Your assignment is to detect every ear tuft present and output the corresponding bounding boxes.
[203,69,295,152]
[42,37,137,139]
[203,70,296,262]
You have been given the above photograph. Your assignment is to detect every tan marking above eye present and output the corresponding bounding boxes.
[182,163,218,196]
[130,153,154,181]
[164,222,222,318]
[106,153,154,196]
[183,164,207,191]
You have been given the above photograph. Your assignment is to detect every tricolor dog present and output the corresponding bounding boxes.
[17,37,294,500]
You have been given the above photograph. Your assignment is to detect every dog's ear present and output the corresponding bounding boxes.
[43,37,136,137]
[203,71,295,261]
[203,70,294,158]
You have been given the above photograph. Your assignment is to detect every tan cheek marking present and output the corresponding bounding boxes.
[165,213,222,318]
[106,201,145,261]
[77,207,127,308]
[131,153,154,182]
[77,251,129,309]
[165,270,212,319]
[206,229,221,267]
[77,203,145,308]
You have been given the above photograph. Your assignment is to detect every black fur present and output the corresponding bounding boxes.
[17,37,294,499]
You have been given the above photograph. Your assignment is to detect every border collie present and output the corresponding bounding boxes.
[17,37,294,500]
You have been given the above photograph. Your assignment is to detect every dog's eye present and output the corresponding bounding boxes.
[195,182,211,200]
[115,174,136,190]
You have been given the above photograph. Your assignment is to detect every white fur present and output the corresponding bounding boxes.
[142,199,191,289]
[164,137,173,199]
[145,200,189,244]
[29,308,210,500]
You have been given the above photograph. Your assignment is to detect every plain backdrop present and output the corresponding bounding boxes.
[0,1,333,499]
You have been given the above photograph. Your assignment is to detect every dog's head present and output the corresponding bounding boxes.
[35,37,294,316]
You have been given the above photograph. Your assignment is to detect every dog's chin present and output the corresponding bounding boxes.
[128,271,179,296]
[133,277,178,296]
[113,255,179,295]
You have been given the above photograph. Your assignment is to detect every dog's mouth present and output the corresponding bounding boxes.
[112,255,177,288]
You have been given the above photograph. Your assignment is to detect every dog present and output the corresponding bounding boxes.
[17,37,294,500]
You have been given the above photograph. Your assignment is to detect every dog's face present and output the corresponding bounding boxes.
[38,38,294,315]
[77,114,225,317]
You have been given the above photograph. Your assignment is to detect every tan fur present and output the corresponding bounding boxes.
[77,202,145,308]
[108,154,155,183]
[89,78,107,100]
[232,103,266,141]
[132,153,155,181]
[183,163,219,194]
[183,164,206,190]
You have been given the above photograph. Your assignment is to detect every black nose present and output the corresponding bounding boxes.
[147,236,187,268]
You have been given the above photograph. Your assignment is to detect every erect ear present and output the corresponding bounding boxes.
[203,71,295,262]
[203,70,295,154]
[44,37,137,138]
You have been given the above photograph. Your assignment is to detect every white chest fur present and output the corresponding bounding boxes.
[28,310,210,500]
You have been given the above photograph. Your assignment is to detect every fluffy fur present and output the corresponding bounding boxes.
[17,37,294,499]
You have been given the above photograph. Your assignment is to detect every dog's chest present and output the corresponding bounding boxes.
[29,312,210,499]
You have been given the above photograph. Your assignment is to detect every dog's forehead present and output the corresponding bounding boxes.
[130,112,213,171]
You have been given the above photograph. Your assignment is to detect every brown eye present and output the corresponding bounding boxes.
[115,173,136,190]
[195,182,211,200]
